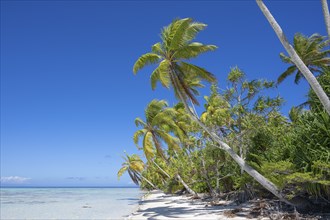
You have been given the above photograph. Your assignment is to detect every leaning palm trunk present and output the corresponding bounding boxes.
[256,0,330,116]
[152,160,170,178]
[321,0,330,39]
[140,175,157,189]
[175,174,198,196]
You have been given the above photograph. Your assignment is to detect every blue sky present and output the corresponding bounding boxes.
[1,0,327,187]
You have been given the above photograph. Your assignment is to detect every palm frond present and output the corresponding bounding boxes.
[279,53,292,64]
[150,60,170,90]
[117,166,128,179]
[130,161,144,172]
[145,100,168,123]
[157,130,180,151]
[127,169,140,185]
[151,42,164,55]
[174,43,217,59]
[180,62,217,83]
[143,131,156,160]
[134,117,146,127]
[294,72,304,84]
[277,65,297,84]
[133,53,161,74]
[133,129,147,145]
[184,22,207,42]
[152,108,176,128]
[170,18,192,50]
[279,33,329,84]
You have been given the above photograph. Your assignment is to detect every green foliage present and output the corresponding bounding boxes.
[130,18,330,206]
[291,111,330,172]
[261,161,295,189]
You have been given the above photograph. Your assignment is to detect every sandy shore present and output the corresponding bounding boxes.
[127,190,268,220]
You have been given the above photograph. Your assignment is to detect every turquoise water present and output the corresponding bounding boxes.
[0,187,142,219]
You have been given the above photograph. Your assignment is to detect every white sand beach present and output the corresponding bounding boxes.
[128,190,270,220]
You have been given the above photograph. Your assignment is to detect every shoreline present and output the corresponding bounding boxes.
[127,190,262,220]
[127,190,326,220]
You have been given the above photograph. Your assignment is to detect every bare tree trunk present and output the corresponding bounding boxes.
[176,174,198,197]
[152,160,170,178]
[256,0,330,116]
[321,0,330,39]
[216,161,221,195]
[140,175,157,189]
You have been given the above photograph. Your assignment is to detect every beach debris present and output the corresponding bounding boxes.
[209,200,229,206]
[223,208,243,218]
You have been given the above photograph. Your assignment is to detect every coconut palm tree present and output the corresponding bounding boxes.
[133,18,217,106]
[117,153,156,189]
[133,99,198,195]
[256,0,330,116]
[278,33,330,84]
[134,18,291,204]
[133,99,180,161]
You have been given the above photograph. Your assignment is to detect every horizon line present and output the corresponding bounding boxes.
[0,185,140,188]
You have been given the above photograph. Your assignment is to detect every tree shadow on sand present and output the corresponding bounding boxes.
[131,197,240,219]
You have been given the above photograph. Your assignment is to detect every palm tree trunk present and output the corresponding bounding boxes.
[256,0,330,116]
[216,160,221,195]
[321,0,330,39]
[140,175,157,189]
[168,67,291,203]
[152,160,170,178]
[151,132,166,160]
[175,174,198,196]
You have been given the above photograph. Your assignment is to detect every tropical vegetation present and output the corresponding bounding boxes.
[118,7,330,213]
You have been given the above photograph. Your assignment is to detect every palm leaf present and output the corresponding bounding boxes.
[130,161,144,172]
[180,62,217,82]
[170,18,192,50]
[143,131,156,160]
[134,117,146,127]
[117,166,128,179]
[184,22,207,42]
[277,65,297,84]
[151,42,164,55]
[150,60,170,90]
[133,53,161,74]
[279,53,292,64]
[174,43,217,59]
[133,129,147,145]
[157,130,180,151]
[294,72,304,84]
[127,169,140,185]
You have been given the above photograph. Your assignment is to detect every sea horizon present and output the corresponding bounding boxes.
[0,185,140,188]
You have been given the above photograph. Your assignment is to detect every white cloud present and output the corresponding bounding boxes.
[0,176,31,184]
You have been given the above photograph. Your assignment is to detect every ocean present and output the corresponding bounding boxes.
[0,187,143,220]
